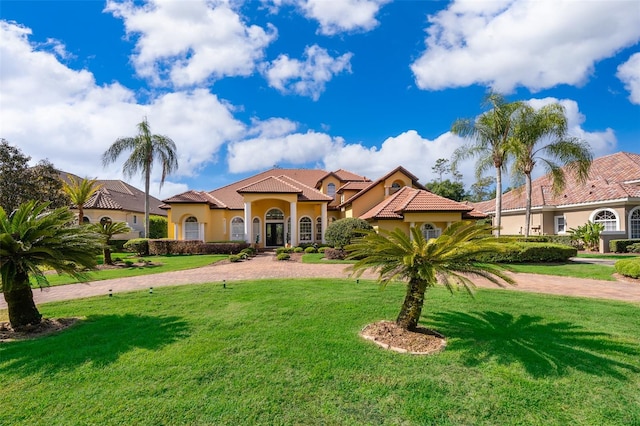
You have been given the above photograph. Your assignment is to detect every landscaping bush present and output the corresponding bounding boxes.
[474,242,577,263]
[627,243,640,253]
[149,215,168,239]
[304,246,317,253]
[111,240,129,251]
[276,253,290,261]
[123,238,150,256]
[318,247,327,253]
[276,247,293,254]
[610,239,640,253]
[569,221,604,251]
[149,239,250,255]
[615,258,640,278]
[293,247,304,253]
[324,248,347,260]
[229,255,241,263]
[324,218,373,249]
[240,247,256,257]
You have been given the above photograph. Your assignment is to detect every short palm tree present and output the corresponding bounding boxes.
[61,175,102,224]
[509,102,592,237]
[347,221,514,331]
[90,221,131,265]
[0,201,102,329]
[452,93,525,236]
[102,117,178,238]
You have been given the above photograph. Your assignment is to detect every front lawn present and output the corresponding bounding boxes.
[1,279,638,425]
[33,253,227,287]
[301,252,355,264]
[502,262,616,281]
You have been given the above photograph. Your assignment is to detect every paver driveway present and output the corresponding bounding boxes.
[1,252,639,310]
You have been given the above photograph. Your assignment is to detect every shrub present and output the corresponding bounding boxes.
[304,246,317,253]
[324,248,347,260]
[276,253,290,261]
[615,258,640,278]
[123,238,150,256]
[111,240,128,251]
[627,243,640,253]
[148,240,250,255]
[568,221,604,251]
[293,247,304,253]
[124,260,134,267]
[149,215,168,239]
[240,247,256,257]
[318,247,327,253]
[474,242,577,263]
[229,255,241,262]
[610,239,640,253]
[325,218,374,249]
[276,247,293,254]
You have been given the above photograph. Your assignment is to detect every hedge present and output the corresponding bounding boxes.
[615,258,640,279]
[324,248,347,260]
[123,238,149,256]
[148,239,250,255]
[627,243,640,253]
[609,239,640,253]
[474,242,577,263]
[325,218,373,249]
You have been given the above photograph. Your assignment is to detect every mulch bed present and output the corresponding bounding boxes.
[360,320,446,355]
[0,318,80,342]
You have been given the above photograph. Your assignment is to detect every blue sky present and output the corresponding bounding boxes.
[1,0,639,199]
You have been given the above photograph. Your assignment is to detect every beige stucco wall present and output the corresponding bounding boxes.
[84,208,142,239]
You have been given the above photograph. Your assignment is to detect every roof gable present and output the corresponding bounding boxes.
[340,166,426,207]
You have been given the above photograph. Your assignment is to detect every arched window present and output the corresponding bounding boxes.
[299,217,312,242]
[266,209,284,221]
[315,217,322,241]
[629,207,640,239]
[231,217,244,241]
[327,183,336,199]
[100,217,112,226]
[591,209,618,232]
[82,217,90,224]
[184,216,200,240]
[390,181,402,194]
[253,217,260,243]
[421,223,441,240]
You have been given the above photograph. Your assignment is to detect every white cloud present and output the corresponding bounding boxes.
[0,20,245,198]
[263,45,352,100]
[411,0,640,92]
[617,53,640,105]
[105,0,277,87]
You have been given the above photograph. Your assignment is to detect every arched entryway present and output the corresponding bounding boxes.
[265,208,285,247]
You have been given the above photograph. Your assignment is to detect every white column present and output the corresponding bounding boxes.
[290,202,297,247]
[174,223,179,240]
[244,202,252,243]
[321,203,328,244]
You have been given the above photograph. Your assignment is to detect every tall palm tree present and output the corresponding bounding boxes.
[509,102,593,237]
[61,175,102,224]
[347,221,513,331]
[102,117,178,238]
[90,221,131,265]
[0,201,102,329]
[451,92,525,236]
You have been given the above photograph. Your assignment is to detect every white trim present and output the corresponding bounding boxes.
[252,217,261,244]
[554,215,566,234]
[299,215,313,243]
[628,206,640,239]
[421,223,441,240]
[484,197,639,215]
[184,215,201,241]
[590,208,619,232]
[230,216,245,241]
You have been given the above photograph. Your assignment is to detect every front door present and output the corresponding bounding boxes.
[266,223,284,246]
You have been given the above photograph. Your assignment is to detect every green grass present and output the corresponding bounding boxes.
[35,253,227,287]
[302,252,355,264]
[577,253,639,259]
[1,279,638,425]
[503,262,616,281]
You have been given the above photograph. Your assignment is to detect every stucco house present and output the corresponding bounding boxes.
[473,152,640,251]
[161,166,484,248]
[61,172,167,239]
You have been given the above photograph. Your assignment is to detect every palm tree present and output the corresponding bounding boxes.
[509,102,592,237]
[451,93,525,236]
[0,201,102,329]
[90,220,131,265]
[347,221,514,331]
[102,117,178,238]
[61,175,102,224]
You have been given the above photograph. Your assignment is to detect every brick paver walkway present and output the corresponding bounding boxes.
[1,252,639,310]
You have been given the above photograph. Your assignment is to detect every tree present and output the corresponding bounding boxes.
[324,218,373,249]
[0,201,102,329]
[62,176,102,224]
[425,179,466,201]
[452,93,525,236]
[90,220,131,265]
[102,118,178,238]
[568,221,604,252]
[509,102,593,237]
[347,221,513,331]
[0,140,68,213]
[466,176,495,202]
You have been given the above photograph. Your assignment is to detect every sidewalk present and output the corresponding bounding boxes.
[1,252,639,310]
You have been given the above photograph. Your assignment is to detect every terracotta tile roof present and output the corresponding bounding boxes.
[360,186,473,220]
[336,181,370,192]
[340,166,425,207]
[162,190,226,207]
[278,175,334,202]
[474,152,640,214]
[237,176,303,194]
[315,169,370,188]
[81,181,166,216]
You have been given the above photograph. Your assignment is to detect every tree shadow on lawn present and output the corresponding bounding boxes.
[429,311,640,379]
[0,314,190,375]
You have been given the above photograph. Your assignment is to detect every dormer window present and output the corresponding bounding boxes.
[390,182,402,194]
[327,183,336,199]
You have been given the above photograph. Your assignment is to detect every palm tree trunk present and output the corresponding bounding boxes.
[396,277,426,331]
[78,206,84,225]
[524,173,532,237]
[4,271,42,329]
[144,165,150,239]
[103,247,113,265]
[494,166,503,237]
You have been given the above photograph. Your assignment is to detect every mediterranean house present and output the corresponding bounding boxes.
[61,172,167,239]
[473,152,640,251]
[161,166,484,248]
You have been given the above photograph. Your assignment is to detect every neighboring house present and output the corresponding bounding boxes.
[161,166,485,248]
[473,152,640,251]
[60,172,167,239]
